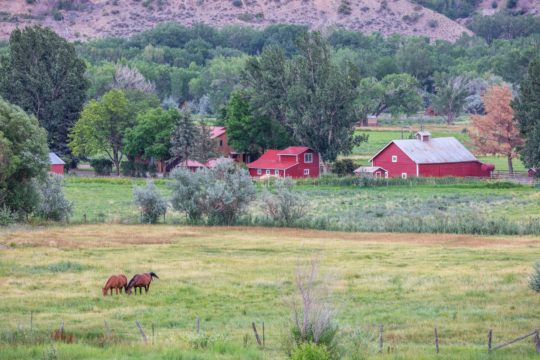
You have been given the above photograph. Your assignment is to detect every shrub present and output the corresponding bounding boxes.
[52,10,63,21]
[90,158,113,176]
[338,0,352,15]
[506,0,517,9]
[427,19,438,28]
[36,174,73,222]
[332,159,356,176]
[133,181,167,224]
[0,206,16,226]
[291,342,331,360]
[529,261,540,293]
[121,161,148,177]
[262,178,307,226]
[232,0,243,7]
[169,158,256,225]
[491,0,498,8]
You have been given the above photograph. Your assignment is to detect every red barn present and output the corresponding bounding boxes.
[369,131,494,178]
[209,126,249,163]
[247,146,320,178]
[48,152,65,175]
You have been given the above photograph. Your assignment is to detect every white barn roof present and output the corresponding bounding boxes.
[354,166,387,174]
[48,152,65,165]
[370,137,478,164]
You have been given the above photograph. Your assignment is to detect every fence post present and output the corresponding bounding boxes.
[435,327,439,354]
[262,321,265,348]
[196,317,200,334]
[535,329,540,354]
[135,320,147,344]
[379,324,383,353]
[83,213,87,224]
[59,320,64,335]
[30,311,33,332]
[104,320,111,338]
[252,322,262,347]
[152,322,155,345]
[488,329,492,352]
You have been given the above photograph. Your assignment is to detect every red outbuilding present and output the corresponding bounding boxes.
[247,146,320,178]
[48,152,65,175]
[369,131,494,178]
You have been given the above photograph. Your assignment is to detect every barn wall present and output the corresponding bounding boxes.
[285,150,320,178]
[49,164,64,175]
[372,143,417,178]
[216,133,234,157]
[419,162,491,177]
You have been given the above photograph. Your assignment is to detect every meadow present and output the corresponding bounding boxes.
[0,225,539,359]
[62,177,540,235]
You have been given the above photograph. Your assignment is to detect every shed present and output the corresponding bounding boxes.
[369,131,494,178]
[354,166,387,178]
[177,159,206,172]
[529,168,537,177]
[48,152,65,175]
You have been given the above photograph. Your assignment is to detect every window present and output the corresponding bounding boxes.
[384,172,389,179]
[266,169,271,175]
[304,169,310,176]
[257,169,262,175]
[392,155,398,163]
[275,169,279,175]
[219,140,223,146]
[304,153,313,163]
[401,173,407,179]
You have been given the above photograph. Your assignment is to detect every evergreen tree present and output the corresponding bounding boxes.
[169,108,198,163]
[0,26,87,155]
[513,58,540,171]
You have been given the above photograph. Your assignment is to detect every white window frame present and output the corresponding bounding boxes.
[384,172,389,179]
[304,153,313,163]
[275,169,279,175]
[257,169,262,175]
[392,155,398,163]
[266,169,271,175]
[401,172,407,179]
[304,169,310,176]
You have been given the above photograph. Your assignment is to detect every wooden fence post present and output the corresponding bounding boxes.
[59,320,64,335]
[135,320,147,344]
[252,322,262,347]
[379,324,383,353]
[488,329,492,352]
[30,311,33,332]
[434,327,439,354]
[152,323,155,345]
[535,329,540,354]
[104,320,111,338]
[262,321,265,348]
[196,317,200,334]
[83,213,87,224]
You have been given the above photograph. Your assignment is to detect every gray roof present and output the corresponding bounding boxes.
[370,137,479,164]
[48,152,65,165]
[354,166,387,173]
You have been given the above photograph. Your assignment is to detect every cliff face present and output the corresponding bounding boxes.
[0,0,473,41]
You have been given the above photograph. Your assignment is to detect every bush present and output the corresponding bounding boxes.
[262,178,307,226]
[427,19,438,28]
[529,261,540,293]
[332,159,356,177]
[337,0,352,15]
[232,0,243,7]
[52,10,63,21]
[291,343,331,360]
[36,174,73,222]
[90,158,113,176]
[506,0,517,9]
[133,181,167,224]
[121,161,148,177]
[169,158,256,225]
[0,206,16,226]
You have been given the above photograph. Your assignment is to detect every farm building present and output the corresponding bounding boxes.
[369,131,495,178]
[209,126,249,163]
[354,166,388,178]
[48,152,65,174]
[247,146,320,178]
[176,159,206,172]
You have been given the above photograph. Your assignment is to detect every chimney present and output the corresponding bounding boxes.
[416,131,431,142]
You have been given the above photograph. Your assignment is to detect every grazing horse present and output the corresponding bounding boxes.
[126,272,159,295]
[102,274,128,296]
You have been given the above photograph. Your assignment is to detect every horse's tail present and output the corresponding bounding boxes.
[149,272,159,279]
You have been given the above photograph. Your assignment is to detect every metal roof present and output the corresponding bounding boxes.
[277,146,310,155]
[209,126,226,139]
[354,166,387,174]
[370,137,479,164]
[48,152,65,165]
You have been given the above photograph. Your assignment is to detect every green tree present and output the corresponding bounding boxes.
[431,74,472,124]
[0,98,49,217]
[0,26,87,155]
[355,73,422,124]
[69,89,130,175]
[396,38,435,89]
[124,108,177,161]
[224,91,291,157]
[513,58,540,170]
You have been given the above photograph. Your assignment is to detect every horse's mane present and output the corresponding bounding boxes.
[126,275,138,290]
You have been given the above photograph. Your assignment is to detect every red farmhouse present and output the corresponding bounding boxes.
[48,152,65,175]
[370,131,494,178]
[247,146,320,178]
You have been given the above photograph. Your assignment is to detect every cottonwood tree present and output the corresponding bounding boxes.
[0,98,49,217]
[431,74,473,124]
[0,26,87,155]
[69,89,130,175]
[513,58,540,172]
[470,85,522,174]
[113,64,156,94]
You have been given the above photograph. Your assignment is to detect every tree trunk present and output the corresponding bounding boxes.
[507,155,514,175]
[321,161,329,174]
[446,112,454,125]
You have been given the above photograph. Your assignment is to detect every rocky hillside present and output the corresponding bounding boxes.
[0,0,473,42]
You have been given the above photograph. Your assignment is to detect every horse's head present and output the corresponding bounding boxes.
[149,272,159,279]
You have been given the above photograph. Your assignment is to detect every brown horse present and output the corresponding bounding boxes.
[102,274,128,296]
[126,272,159,295]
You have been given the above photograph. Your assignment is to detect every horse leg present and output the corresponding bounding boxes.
[145,285,149,294]
[115,287,119,295]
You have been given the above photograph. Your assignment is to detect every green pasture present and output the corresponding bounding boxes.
[0,225,539,359]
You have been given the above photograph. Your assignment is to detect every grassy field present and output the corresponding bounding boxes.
[62,178,540,235]
[0,225,539,359]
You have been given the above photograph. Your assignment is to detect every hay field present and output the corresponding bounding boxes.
[0,225,539,359]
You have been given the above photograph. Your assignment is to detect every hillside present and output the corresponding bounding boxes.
[0,0,473,42]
